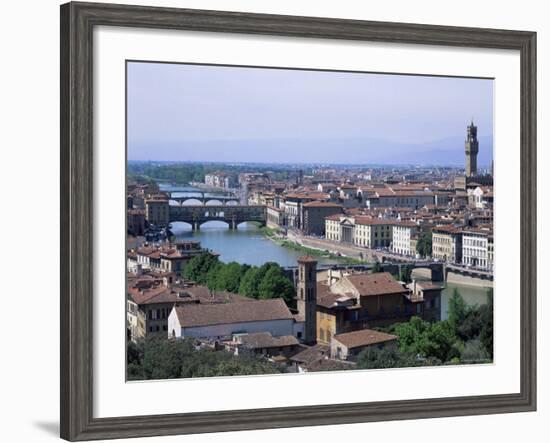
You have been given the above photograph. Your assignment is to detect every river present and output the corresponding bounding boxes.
[170,221,338,267]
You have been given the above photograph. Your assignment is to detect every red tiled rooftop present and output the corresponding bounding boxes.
[345,272,408,297]
[333,329,398,349]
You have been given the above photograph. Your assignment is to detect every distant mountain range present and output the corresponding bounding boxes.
[129,134,493,167]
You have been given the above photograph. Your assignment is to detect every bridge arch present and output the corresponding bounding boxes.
[168,204,267,231]
[408,263,444,282]
[410,266,433,281]
[199,220,231,229]
[178,198,203,206]
[167,221,194,233]
[204,199,224,206]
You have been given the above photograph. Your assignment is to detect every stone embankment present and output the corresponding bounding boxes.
[286,231,375,262]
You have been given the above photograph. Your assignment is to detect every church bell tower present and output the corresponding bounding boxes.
[296,256,317,345]
[465,120,479,177]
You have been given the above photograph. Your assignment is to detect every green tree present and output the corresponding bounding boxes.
[239,266,262,298]
[127,335,283,380]
[423,320,461,362]
[416,231,433,257]
[141,334,195,379]
[182,252,219,284]
[371,262,382,273]
[205,261,224,290]
[355,346,440,369]
[447,288,468,330]
[257,267,295,304]
[394,316,460,363]
[460,338,490,362]
[257,262,281,279]
[399,265,413,283]
[211,261,247,293]
[479,288,494,358]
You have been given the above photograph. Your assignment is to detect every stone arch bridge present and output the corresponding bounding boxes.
[168,191,240,206]
[169,205,266,230]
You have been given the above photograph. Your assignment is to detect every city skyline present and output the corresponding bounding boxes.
[127,62,494,166]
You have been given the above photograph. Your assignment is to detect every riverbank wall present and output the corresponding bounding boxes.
[411,268,493,288]
[446,271,493,288]
[286,231,374,262]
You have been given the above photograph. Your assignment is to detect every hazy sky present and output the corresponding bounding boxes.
[127,61,494,165]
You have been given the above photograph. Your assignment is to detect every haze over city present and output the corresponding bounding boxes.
[127,61,494,166]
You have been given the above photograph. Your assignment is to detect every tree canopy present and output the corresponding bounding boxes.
[367,288,494,367]
[182,254,295,305]
[182,252,220,285]
[128,335,283,380]
[356,345,440,370]
[398,265,413,283]
[371,262,382,273]
[416,231,433,258]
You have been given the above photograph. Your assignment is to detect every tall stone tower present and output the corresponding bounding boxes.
[296,256,317,345]
[465,120,479,177]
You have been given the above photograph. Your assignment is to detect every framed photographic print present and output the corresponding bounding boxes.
[60,1,537,441]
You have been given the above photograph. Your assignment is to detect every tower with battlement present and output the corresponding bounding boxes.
[465,121,479,177]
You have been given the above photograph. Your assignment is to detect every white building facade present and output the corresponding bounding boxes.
[392,222,418,256]
[462,230,493,270]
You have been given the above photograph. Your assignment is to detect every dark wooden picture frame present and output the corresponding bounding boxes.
[60,2,537,441]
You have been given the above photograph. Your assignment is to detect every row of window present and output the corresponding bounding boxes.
[148,325,167,333]
[463,248,488,258]
[464,238,488,248]
[148,308,170,320]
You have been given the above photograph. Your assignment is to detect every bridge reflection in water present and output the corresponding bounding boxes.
[169,205,266,231]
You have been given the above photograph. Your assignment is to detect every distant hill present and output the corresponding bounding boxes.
[129,134,493,167]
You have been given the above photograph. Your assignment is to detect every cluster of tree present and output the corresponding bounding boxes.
[182,253,295,304]
[127,335,283,380]
[356,288,493,369]
[356,345,441,370]
[416,231,433,258]
[398,265,413,283]
[448,287,493,359]
[127,163,236,185]
[127,162,306,186]
[371,262,383,273]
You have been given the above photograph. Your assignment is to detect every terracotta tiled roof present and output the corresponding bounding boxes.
[317,282,356,309]
[239,332,299,349]
[393,221,418,228]
[345,272,408,297]
[303,201,342,208]
[128,286,181,305]
[306,358,356,372]
[180,286,253,304]
[373,189,396,197]
[174,298,293,328]
[432,225,463,234]
[290,344,329,364]
[325,214,343,222]
[393,190,434,197]
[333,329,398,349]
[354,216,393,226]
[415,282,445,291]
